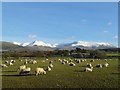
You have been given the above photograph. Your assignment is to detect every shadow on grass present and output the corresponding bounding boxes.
[2,70,17,72]
[111,72,120,74]
[1,73,35,76]
[74,70,85,72]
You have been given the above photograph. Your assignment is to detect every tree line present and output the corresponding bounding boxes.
[2,48,109,59]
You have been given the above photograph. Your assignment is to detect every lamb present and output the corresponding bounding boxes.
[0,64,8,67]
[35,68,46,75]
[85,67,93,72]
[49,63,53,68]
[19,67,31,75]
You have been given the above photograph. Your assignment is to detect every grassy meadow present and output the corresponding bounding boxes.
[1,57,119,88]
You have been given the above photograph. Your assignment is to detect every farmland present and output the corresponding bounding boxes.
[1,57,119,88]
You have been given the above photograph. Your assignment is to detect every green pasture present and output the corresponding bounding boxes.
[1,57,119,88]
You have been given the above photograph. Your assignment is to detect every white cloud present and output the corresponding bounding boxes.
[113,35,118,39]
[107,22,112,26]
[103,30,108,33]
[28,34,37,39]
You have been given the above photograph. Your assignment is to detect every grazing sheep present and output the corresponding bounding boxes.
[0,64,8,67]
[32,60,37,64]
[35,68,46,75]
[62,62,65,64]
[24,61,28,65]
[49,61,53,64]
[87,63,92,67]
[69,62,76,66]
[5,61,9,64]
[103,63,109,67]
[85,67,93,72]
[18,65,26,71]
[19,67,31,75]
[96,64,102,68]
[46,59,48,61]
[90,59,94,62]
[76,60,81,63]
[49,63,53,68]
[46,66,51,71]
[9,62,13,66]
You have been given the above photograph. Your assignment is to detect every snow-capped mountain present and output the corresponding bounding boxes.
[13,42,21,46]
[12,40,115,50]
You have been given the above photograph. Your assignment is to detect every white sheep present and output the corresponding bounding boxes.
[96,64,102,68]
[104,63,109,67]
[5,60,9,64]
[32,60,37,64]
[24,61,28,65]
[87,63,92,67]
[62,62,65,64]
[69,62,76,66]
[46,66,51,71]
[85,67,93,72]
[9,62,13,66]
[0,64,8,67]
[35,68,46,75]
[49,63,53,68]
[90,59,94,62]
[19,67,31,75]
[18,65,26,71]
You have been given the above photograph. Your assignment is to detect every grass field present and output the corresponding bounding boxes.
[1,57,119,88]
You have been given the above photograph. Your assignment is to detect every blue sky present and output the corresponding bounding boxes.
[2,2,118,46]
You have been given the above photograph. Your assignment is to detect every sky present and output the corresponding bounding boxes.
[2,2,118,46]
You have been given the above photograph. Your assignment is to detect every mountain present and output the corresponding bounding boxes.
[55,41,115,50]
[1,40,116,51]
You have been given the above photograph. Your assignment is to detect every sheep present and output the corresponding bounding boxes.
[85,67,93,72]
[5,60,9,64]
[46,66,51,71]
[87,63,92,67]
[19,67,31,75]
[24,61,28,65]
[103,63,109,67]
[90,59,94,62]
[69,62,76,66]
[10,60,15,63]
[49,61,53,64]
[62,62,65,64]
[96,64,102,68]
[49,63,53,68]
[32,60,37,64]
[35,68,46,75]
[76,60,81,63]
[0,64,8,68]
[46,59,48,61]
[18,65,26,71]
[9,62,13,66]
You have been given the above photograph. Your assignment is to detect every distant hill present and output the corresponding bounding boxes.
[1,40,117,51]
